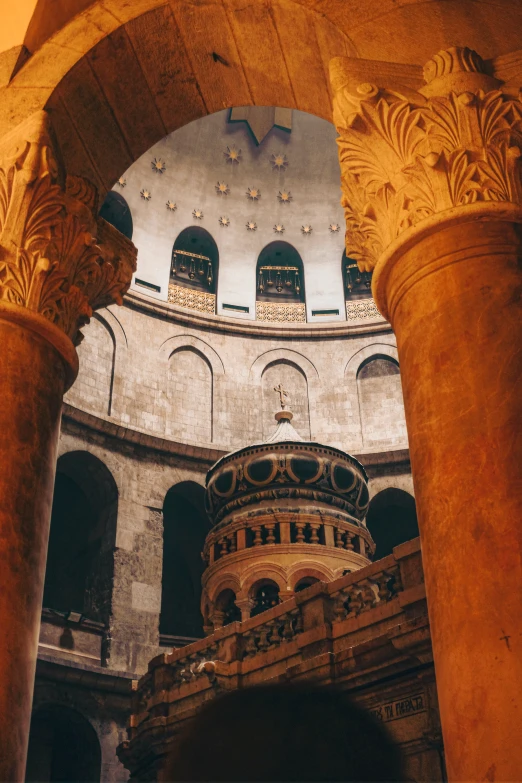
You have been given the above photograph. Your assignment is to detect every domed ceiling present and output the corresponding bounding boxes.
[109,108,351,322]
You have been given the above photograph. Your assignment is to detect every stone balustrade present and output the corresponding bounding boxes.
[205,512,374,565]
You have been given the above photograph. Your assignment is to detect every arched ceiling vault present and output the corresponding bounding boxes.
[1,0,521,196]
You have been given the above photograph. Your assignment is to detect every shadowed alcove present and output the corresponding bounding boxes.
[366,488,419,561]
[160,482,211,642]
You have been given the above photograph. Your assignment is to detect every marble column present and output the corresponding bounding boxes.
[0,111,136,782]
[332,47,522,781]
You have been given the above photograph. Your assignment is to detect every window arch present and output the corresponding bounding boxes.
[214,588,241,626]
[26,705,101,783]
[43,452,118,624]
[99,190,133,240]
[171,226,218,291]
[160,481,211,642]
[366,488,419,560]
[256,241,305,322]
[342,250,372,301]
[261,359,311,440]
[250,580,281,618]
[294,577,320,593]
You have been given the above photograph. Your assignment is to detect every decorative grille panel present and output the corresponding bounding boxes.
[168,283,216,314]
[345,299,381,321]
[256,302,306,323]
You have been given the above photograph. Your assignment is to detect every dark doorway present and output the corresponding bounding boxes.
[160,482,210,640]
[366,488,419,560]
[26,705,101,782]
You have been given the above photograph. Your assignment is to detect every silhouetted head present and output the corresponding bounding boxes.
[163,682,404,781]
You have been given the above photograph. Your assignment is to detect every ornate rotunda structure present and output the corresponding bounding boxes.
[202,387,374,631]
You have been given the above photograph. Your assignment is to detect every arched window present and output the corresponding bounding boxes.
[169,227,218,314]
[214,589,241,626]
[366,488,419,560]
[256,242,306,322]
[99,191,133,239]
[43,452,118,624]
[294,577,320,593]
[357,355,408,448]
[250,580,281,618]
[160,482,211,642]
[26,705,101,783]
[342,250,372,301]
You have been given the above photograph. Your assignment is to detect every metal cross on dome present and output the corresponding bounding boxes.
[274,383,291,410]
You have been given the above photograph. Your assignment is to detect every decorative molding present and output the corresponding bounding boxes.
[0,111,136,347]
[271,153,288,171]
[151,157,166,174]
[215,182,230,196]
[345,299,382,321]
[168,283,215,314]
[332,47,522,271]
[224,146,241,164]
[256,301,306,322]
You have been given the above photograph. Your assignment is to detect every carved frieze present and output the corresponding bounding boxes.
[0,111,137,345]
[332,47,522,271]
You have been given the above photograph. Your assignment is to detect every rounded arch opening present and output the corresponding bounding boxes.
[214,588,241,626]
[160,481,211,641]
[43,451,118,624]
[26,704,101,783]
[171,226,219,296]
[98,190,133,240]
[249,579,281,618]
[256,242,304,304]
[366,488,419,560]
[294,577,320,593]
[342,250,372,302]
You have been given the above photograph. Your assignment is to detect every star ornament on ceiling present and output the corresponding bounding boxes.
[273,223,285,234]
[329,223,341,233]
[278,190,293,204]
[193,208,204,220]
[301,224,313,235]
[166,200,177,212]
[140,189,152,201]
[151,157,167,174]
[219,216,230,227]
[246,220,257,231]
[216,181,230,196]
[246,186,261,201]
[224,146,242,164]
[271,153,289,171]
[117,176,126,187]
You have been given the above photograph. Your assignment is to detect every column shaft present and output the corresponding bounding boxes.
[0,316,69,781]
[376,215,522,780]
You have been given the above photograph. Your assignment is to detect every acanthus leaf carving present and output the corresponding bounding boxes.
[333,48,522,271]
[0,111,136,346]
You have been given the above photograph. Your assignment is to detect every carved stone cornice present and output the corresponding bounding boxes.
[331,47,522,276]
[0,110,136,366]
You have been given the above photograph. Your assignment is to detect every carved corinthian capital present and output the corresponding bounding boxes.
[0,111,137,348]
[331,47,522,272]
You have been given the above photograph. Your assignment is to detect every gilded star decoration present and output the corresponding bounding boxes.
[246,220,257,231]
[216,181,230,196]
[224,146,242,164]
[301,224,313,235]
[219,216,230,227]
[140,188,152,201]
[278,190,292,204]
[246,186,261,201]
[273,223,285,234]
[151,157,167,174]
[329,223,341,233]
[271,153,288,170]
[166,200,177,212]
[117,176,126,187]
[193,208,204,220]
